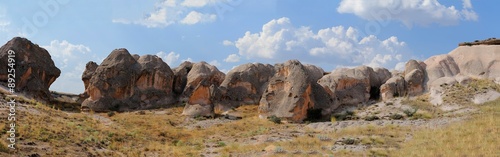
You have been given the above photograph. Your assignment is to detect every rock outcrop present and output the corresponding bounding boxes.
[404,60,426,96]
[81,49,176,111]
[181,62,225,117]
[258,60,335,123]
[458,38,500,46]
[318,66,391,106]
[215,63,275,110]
[81,61,98,95]
[0,37,61,101]
[172,61,193,95]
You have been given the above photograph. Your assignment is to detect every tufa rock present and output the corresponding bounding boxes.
[404,60,426,96]
[0,37,61,102]
[172,61,193,95]
[82,61,98,94]
[215,63,275,110]
[259,60,335,123]
[81,49,176,111]
[181,62,225,117]
[380,76,406,100]
[318,66,390,106]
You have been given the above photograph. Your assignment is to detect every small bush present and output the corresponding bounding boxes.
[332,110,358,121]
[317,135,331,141]
[342,138,359,145]
[216,141,226,147]
[404,108,418,117]
[274,146,285,154]
[0,142,10,153]
[364,115,379,121]
[268,115,281,124]
[107,111,116,117]
[390,113,404,120]
[411,112,433,120]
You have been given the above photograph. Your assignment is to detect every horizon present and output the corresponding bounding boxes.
[1,0,499,94]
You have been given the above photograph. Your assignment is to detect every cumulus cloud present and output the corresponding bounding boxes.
[113,0,223,27]
[156,51,180,66]
[222,40,234,46]
[224,54,240,62]
[231,17,413,70]
[42,40,95,94]
[180,11,216,25]
[337,0,478,27]
[209,60,221,67]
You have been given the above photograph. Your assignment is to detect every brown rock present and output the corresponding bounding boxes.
[318,66,389,106]
[404,60,426,96]
[259,60,335,123]
[81,49,176,111]
[181,62,225,117]
[172,61,193,95]
[380,76,406,100]
[0,37,61,102]
[82,61,98,93]
[216,63,275,110]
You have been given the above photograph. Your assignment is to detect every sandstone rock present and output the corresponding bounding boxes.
[380,76,406,100]
[424,54,460,86]
[304,64,325,81]
[216,63,275,110]
[448,45,500,79]
[0,37,61,101]
[181,62,225,117]
[82,61,98,93]
[318,66,388,106]
[458,38,500,46]
[82,49,176,111]
[172,61,193,95]
[404,60,426,96]
[428,77,458,105]
[259,60,335,123]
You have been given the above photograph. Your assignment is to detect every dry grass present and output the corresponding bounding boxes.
[443,79,500,105]
[393,98,500,157]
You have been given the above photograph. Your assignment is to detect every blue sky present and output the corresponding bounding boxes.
[1,0,499,94]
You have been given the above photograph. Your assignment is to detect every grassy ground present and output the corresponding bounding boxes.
[393,98,500,157]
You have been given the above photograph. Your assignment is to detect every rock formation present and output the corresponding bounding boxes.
[181,62,225,117]
[318,66,391,106]
[215,63,275,110]
[0,37,61,101]
[458,38,500,46]
[258,60,335,123]
[404,60,426,96]
[81,49,176,112]
[81,61,98,95]
[172,61,193,95]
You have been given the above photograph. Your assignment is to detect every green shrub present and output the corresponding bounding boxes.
[404,108,418,117]
[390,113,404,120]
[364,115,379,121]
[107,111,116,117]
[268,115,281,124]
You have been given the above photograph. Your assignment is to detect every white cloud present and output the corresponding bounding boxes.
[230,17,413,70]
[222,40,234,46]
[337,0,478,27]
[156,51,180,66]
[113,0,221,27]
[180,11,216,25]
[42,40,94,94]
[209,60,221,67]
[224,54,240,62]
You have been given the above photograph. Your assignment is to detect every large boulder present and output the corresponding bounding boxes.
[318,66,390,106]
[81,49,176,111]
[181,62,225,117]
[259,60,335,123]
[404,60,426,96]
[380,76,406,100]
[216,63,275,110]
[0,37,61,102]
[172,61,193,95]
[81,61,98,94]
[424,54,460,86]
[448,45,500,79]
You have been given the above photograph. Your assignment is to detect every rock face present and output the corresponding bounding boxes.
[318,66,391,106]
[172,61,193,95]
[81,49,176,111]
[404,60,426,96]
[258,60,335,123]
[0,37,61,101]
[216,63,275,110]
[81,61,98,95]
[181,62,225,117]
[424,54,460,86]
[380,76,406,100]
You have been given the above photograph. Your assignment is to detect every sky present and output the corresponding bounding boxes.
[0,0,499,94]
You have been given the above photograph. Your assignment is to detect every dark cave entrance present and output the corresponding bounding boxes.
[369,86,381,100]
[306,108,324,122]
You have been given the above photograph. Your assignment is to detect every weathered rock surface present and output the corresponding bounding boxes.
[318,66,391,106]
[0,37,61,101]
[380,76,406,100]
[458,38,500,46]
[172,61,193,95]
[82,61,98,94]
[81,49,176,111]
[259,60,335,123]
[424,54,460,86]
[404,60,426,96]
[215,63,275,110]
[181,62,225,117]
